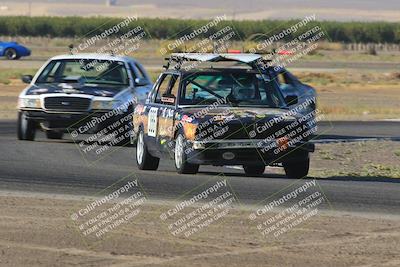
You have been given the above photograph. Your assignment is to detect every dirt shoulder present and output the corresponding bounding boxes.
[310,140,400,179]
[0,193,399,267]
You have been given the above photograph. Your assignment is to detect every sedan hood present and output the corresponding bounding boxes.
[25,83,127,97]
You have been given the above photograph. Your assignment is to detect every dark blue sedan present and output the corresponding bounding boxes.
[0,41,31,60]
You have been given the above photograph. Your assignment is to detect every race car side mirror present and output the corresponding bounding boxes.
[134,77,148,87]
[285,95,298,106]
[21,75,33,84]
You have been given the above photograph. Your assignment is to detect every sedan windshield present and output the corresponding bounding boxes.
[36,59,129,86]
[180,72,286,108]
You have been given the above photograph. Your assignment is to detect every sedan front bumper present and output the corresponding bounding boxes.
[22,109,126,133]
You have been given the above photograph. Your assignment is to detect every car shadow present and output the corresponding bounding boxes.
[32,137,133,147]
[198,171,400,183]
[199,170,286,179]
[312,175,400,184]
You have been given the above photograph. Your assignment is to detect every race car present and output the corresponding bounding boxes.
[0,41,31,60]
[17,53,152,141]
[132,53,315,178]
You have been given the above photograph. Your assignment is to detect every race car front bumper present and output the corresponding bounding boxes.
[186,139,314,166]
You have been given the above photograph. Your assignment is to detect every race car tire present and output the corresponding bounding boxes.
[283,158,310,179]
[46,131,64,139]
[136,129,159,170]
[174,133,199,174]
[17,111,35,141]
[243,164,265,176]
[5,48,18,60]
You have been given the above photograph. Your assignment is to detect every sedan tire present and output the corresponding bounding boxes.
[17,111,35,141]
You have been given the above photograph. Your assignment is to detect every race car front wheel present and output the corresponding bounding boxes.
[136,129,159,170]
[243,164,265,176]
[17,111,35,141]
[174,134,199,174]
[283,158,310,179]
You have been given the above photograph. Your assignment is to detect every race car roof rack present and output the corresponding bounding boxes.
[163,53,272,71]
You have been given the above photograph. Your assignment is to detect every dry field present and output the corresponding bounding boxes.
[0,193,399,267]
[0,38,399,120]
[2,73,399,121]
[1,0,400,21]
[294,71,400,120]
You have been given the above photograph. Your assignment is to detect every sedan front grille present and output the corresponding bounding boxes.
[44,97,91,111]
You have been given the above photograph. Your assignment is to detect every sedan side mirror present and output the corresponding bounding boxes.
[285,95,298,105]
[22,75,33,84]
[134,77,148,87]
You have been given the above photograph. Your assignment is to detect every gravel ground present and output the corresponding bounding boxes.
[0,193,399,267]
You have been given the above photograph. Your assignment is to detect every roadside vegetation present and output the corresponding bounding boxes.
[0,16,399,43]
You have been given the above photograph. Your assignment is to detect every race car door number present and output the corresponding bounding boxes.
[148,107,158,137]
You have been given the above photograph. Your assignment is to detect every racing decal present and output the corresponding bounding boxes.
[148,107,158,137]
[181,114,193,123]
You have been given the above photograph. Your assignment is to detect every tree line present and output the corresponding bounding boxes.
[0,16,398,43]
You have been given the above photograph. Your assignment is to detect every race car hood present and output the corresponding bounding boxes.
[180,106,298,123]
[25,83,127,97]
[179,106,302,140]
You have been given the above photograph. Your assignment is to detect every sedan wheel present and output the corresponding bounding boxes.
[17,111,35,141]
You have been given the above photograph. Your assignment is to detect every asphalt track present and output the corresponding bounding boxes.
[0,119,399,215]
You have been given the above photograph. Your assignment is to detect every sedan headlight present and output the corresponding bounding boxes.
[18,98,41,108]
[92,100,121,110]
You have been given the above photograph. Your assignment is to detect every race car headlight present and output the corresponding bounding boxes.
[92,100,121,110]
[183,123,198,141]
[18,98,40,108]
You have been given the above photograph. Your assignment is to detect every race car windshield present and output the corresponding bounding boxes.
[180,72,286,108]
[36,59,129,86]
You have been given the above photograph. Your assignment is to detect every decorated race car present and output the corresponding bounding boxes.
[0,41,31,60]
[17,53,152,141]
[132,53,316,178]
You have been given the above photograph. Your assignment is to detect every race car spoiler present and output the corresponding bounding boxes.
[164,53,271,70]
